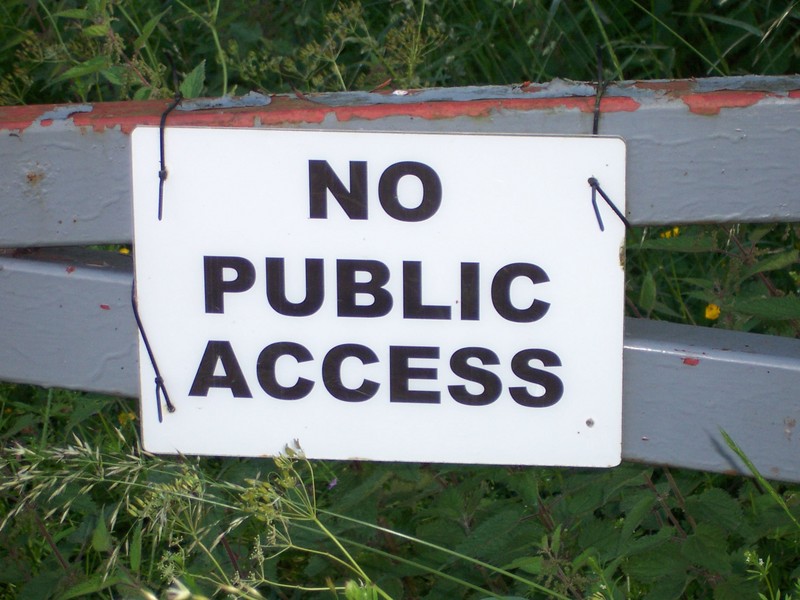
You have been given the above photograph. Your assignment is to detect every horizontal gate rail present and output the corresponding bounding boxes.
[1,75,799,479]
[1,75,800,247]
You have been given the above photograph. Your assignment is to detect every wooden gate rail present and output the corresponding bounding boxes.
[1,75,799,479]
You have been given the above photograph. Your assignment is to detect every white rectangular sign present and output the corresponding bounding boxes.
[131,127,626,466]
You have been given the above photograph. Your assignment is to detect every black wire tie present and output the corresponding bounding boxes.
[131,282,175,422]
[158,91,183,221]
[588,177,631,232]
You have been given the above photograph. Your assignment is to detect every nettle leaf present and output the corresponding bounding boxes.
[65,395,107,432]
[747,225,775,245]
[503,556,543,575]
[619,492,657,545]
[624,525,675,557]
[415,517,466,552]
[680,523,732,575]
[424,486,468,522]
[331,469,392,513]
[0,559,25,585]
[17,570,64,600]
[101,66,125,86]
[684,488,742,532]
[577,517,619,561]
[496,469,540,506]
[624,538,687,581]
[455,508,523,561]
[562,481,604,516]
[739,248,799,282]
[3,412,36,438]
[600,465,653,503]
[180,60,206,99]
[91,509,112,552]
[645,575,689,600]
[53,56,109,84]
[713,574,760,600]
[730,295,800,320]
[135,8,170,50]
[133,86,153,101]
[639,271,657,314]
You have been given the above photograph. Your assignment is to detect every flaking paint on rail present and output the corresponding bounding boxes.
[0,95,641,134]
[681,90,774,115]
[1,80,799,134]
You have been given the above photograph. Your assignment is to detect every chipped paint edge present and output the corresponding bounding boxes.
[1,76,798,134]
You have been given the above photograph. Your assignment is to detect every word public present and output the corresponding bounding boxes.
[187,160,564,408]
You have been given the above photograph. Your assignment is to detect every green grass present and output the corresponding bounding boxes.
[1,0,798,103]
[1,1,800,598]
[4,395,800,599]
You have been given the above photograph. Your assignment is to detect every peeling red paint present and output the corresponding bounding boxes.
[682,357,700,366]
[682,90,770,115]
[0,94,641,134]
[2,83,797,134]
[71,99,170,133]
[335,97,640,122]
[99,304,110,310]
[71,95,641,131]
[0,104,54,130]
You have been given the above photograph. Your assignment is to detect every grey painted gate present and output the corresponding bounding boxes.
[1,75,799,478]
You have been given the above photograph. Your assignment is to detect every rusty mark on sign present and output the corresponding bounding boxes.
[26,168,45,185]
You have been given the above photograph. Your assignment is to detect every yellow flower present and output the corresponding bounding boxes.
[118,411,137,425]
[118,247,130,255]
[659,226,681,239]
[705,303,721,320]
